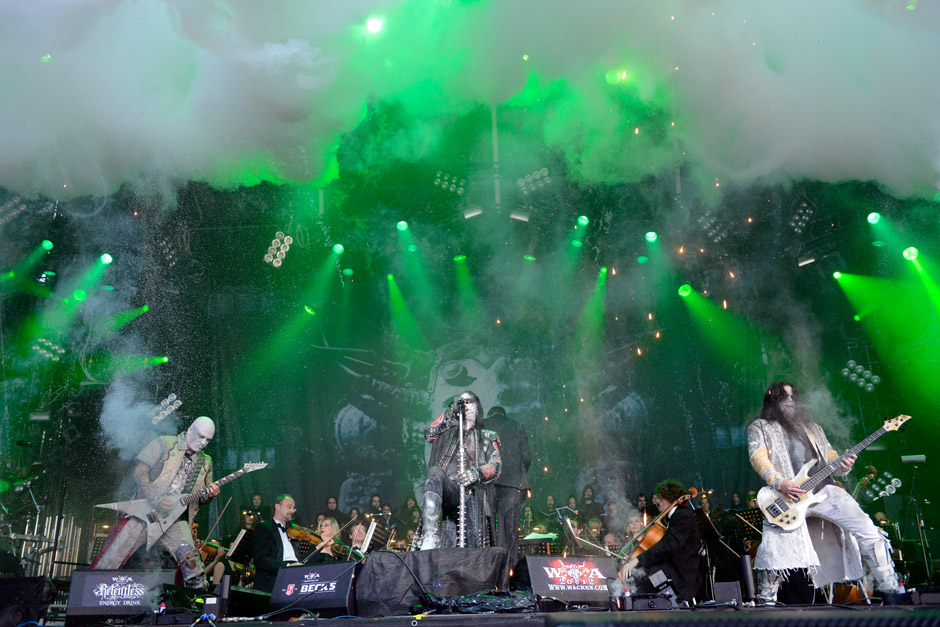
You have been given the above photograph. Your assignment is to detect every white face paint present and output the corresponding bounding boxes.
[461,394,478,429]
[780,385,796,419]
[185,417,215,453]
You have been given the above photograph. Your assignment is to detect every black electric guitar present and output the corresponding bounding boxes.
[757,415,909,531]
[96,462,266,549]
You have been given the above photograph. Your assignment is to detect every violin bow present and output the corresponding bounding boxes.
[202,496,233,543]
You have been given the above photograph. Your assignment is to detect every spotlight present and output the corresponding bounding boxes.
[454,254,467,262]
[833,271,842,279]
[789,201,815,234]
[397,221,409,232]
[333,244,345,255]
[678,284,692,297]
[100,253,113,265]
[263,230,293,268]
[73,289,87,301]
[571,240,583,248]
[0,196,27,226]
[434,171,465,195]
[577,215,589,227]
[867,212,881,224]
[41,239,54,250]
[463,206,484,219]
[509,211,531,222]
[841,359,881,392]
[150,393,183,425]
[637,256,649,264]
[366,17,383,33]
[523,255,536,261]
[903,247,918,260]
[407,244,418,253]
[342,268,355,276]
[516,168,551,195]
[645,231,658,243]
[797,255,816,267]
[304,305,316,315]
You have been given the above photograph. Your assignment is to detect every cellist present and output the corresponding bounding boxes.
[618,480,702,604]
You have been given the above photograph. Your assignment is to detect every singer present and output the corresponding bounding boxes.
[415,391,501,550]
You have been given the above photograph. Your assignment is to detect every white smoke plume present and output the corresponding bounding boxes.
[0,0,937,202]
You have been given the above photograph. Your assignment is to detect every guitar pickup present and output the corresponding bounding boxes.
[766,504,782,517]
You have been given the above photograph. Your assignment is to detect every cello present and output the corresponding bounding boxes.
[618,490,695,566]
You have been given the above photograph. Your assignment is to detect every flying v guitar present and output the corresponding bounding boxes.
[96,462,266,549]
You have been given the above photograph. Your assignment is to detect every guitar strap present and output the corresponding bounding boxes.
[801,425,830,472]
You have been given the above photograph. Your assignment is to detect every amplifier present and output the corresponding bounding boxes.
[269,563,357,618]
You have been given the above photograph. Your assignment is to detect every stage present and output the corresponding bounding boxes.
[42,605,940,627]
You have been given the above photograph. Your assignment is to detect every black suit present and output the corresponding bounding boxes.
[483,413,531,563]
[636,505,702,602]
[251,520,298,593]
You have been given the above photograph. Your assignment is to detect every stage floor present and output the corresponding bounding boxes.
[47,604,940,627]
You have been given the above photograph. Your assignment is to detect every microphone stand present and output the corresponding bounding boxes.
[457,402,467,548]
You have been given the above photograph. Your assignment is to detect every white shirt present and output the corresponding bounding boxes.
[276,522,298,562]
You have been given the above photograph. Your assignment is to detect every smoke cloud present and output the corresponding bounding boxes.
[0,0,937,202]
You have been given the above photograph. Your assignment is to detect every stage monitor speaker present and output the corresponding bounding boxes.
[356,547,510,618]
[65,569,176,627]
[269,562,357,618]
[713,581,743,606]
[525,554,618,607]
[0,577,56,627]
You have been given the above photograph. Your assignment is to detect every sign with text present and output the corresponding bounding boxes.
[526,555,618,605]
[66,569,175,618]
[270,563,357,617]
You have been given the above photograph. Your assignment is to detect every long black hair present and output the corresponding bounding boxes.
[760,381,811,435]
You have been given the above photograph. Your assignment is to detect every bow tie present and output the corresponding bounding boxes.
[276,522,288,532]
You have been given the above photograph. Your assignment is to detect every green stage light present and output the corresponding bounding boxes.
[903,247,919,260]
[645,231,658,243]
[100,253,113,264]
[387,273,394,280]
[304,305,316,315]
[41,240,54,250]
[342,268,354,276]
[73,289,87,301]
[159,356,170,363]
[577,215,589,226]
[867,212,881,224]
[872,240,886,247]
[678,284,692,297]
[523,255,536,261]
[397,221,409,232]
[854,314,861,321]
[600,267,608,274]
[454,254,467,261]
[637,256,649,264]
[333,244,345,255]
[142,305,149,312]
[833,271,843,279]
[571,240,583,248]
[102,285,114,290]
[407,244,418,252]
[366,17,383,33]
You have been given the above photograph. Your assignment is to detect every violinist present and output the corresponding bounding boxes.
[618,480,702,604]
[252,494,302,592]
[348,520,368,553]
[308,518,343,563]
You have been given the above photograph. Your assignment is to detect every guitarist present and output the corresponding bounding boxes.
[91,416,220,588]
[748,382,899,604]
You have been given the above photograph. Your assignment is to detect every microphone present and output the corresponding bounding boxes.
[15,440,37,448]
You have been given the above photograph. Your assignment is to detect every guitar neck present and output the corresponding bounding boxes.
[180,467,247,506]
[803,425,887,492]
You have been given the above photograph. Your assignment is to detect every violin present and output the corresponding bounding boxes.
[285,522,323,546]
[618,491,694,563]
[199,539,224,563]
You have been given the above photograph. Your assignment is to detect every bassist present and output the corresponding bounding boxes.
[91,416,220,588]
[748,382,899,603]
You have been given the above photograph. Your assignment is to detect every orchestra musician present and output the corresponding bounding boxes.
[748,382,900,604]
[251,494,301,592]
[90,417,220,588]
[416,391,502,550]
[308,518,343,563]
[618,480,702,604]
